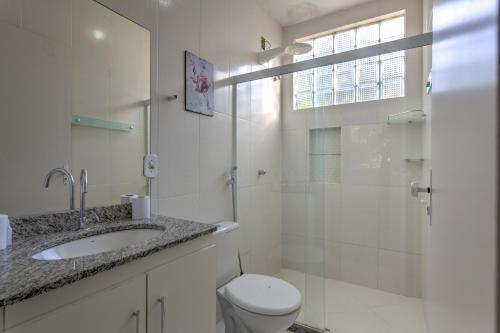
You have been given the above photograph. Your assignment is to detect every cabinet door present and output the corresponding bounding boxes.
[5,275,146,333]
[147,246,216,333]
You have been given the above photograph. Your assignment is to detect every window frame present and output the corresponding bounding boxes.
[293,14,406,110]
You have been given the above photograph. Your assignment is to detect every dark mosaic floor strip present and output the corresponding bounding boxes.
[288,323,324,333]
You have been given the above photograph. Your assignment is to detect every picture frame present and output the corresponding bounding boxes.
[184,51,214,116]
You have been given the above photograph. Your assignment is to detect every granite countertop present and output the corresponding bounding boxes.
[0,204,216,307]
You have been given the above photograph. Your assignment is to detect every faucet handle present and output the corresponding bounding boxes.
[79,169,89,228]
[80,169,88,193]
[89,211,100,224]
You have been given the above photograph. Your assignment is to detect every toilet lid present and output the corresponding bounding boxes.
[225,274,302,316]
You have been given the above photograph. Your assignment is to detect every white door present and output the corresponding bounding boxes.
[429,1,498,332]
[5,275,146,333]
[147,246,216,333]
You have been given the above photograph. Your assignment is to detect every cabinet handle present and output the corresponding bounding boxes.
[157,297,165,333]
[132,310,141,333]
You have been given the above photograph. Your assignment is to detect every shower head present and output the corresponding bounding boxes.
[285,42,313,55]
[257,42,312,65]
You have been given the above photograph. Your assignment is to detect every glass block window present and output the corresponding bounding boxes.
[293,15,405,110]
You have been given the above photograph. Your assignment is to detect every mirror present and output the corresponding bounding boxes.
[0,0,150,217]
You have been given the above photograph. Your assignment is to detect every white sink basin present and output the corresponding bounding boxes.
[32,228,164,261]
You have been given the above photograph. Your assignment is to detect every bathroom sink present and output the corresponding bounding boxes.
[32,228,164,261]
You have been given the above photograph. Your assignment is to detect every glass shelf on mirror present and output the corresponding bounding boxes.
[71,116,135,132]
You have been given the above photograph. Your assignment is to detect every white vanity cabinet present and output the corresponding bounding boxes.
[3,238,216,333]
[5,275,146,333]
[147,245,216,333]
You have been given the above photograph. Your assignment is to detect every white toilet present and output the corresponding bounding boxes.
[214,222,302,333]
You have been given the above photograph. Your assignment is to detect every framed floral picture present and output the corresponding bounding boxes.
[185,51,214,116]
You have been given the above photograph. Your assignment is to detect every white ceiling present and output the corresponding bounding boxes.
[256,0,377,27]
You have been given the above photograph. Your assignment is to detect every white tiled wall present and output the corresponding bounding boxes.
[0,0,150,216]
[282,116,424,298]
[71,0,150,207]
[281,0,425,298]
[149,0,283,276]
[0,1,282,275]
[236,73,282,275]
[1,0,428,301]
[0,21,72,216]
[1,0,282,278]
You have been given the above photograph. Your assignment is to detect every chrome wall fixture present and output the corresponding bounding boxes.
[79,169,88,228]
[410,182,431,197]
[411,173,433,220]
[44,168,75,210]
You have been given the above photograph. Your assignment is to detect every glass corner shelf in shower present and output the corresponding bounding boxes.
[405,157,430,162]
[71,115,135,132]
[387,109,427,125]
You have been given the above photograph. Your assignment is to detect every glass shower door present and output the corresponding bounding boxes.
[303,180,326,330]
[302,107,341,331]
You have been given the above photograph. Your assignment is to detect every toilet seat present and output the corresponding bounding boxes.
[224,274,302,316]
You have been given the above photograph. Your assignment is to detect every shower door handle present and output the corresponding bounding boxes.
[410,182,430,197]
[411,171,433,221]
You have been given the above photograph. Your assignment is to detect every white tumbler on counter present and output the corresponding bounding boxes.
[132,196,151,219]
[6,223,12,246]
[120,194,139,204]
[0,214,10,250]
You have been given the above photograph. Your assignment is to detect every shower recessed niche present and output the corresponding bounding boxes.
[309,127,341,183]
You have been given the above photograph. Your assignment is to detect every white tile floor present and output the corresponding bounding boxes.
[276,269,428,333]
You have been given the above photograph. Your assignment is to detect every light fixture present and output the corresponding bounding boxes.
[258,42,312,65]
[159,0,173,7]
[93,30,105,40]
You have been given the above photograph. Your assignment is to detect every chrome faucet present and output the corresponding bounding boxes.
[79,169,88,228]
[44,168,75,210]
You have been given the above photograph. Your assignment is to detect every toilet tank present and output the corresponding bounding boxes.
[214,222,241,288]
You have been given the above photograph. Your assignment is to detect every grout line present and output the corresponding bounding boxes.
[280,233,423,256]
[376,246,381,290]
